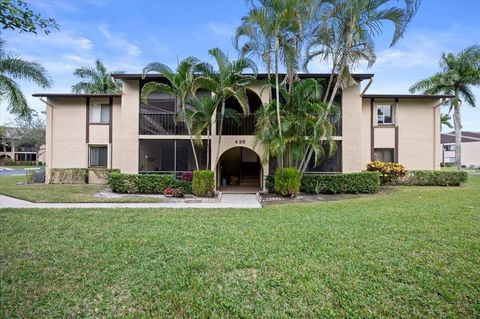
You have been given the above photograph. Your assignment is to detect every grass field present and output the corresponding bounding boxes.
[0,176,479,317]
[0,175,161,203]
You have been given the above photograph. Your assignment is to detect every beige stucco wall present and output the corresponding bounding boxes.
[361,99,372,167]
[46,97,87,171]
[119,80,140,173]
[462,142,480,166]
[397,99,440,170]
[342,83,363,172]
[374,127,395,148]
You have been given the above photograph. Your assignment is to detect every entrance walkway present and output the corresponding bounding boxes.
[0,194,261,209]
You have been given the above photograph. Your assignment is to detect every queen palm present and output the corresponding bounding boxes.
[141,57,202,170]
[410,45,480,170]
[194,48,257,165]
[0,40,51,120]
[72,59,124,94]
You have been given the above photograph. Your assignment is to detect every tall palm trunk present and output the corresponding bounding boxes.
[215,100,226,166]
[206,127,211,170]
[274,36,284,169]
[453,99,462,170]
[182,100,200,170]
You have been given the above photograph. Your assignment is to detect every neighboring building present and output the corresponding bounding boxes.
[441,131,480,167]
[33,73,450,190]
[0,127,45,164]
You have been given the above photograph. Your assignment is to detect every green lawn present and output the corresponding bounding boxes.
[0,175,162,203]
[1,177,479,318]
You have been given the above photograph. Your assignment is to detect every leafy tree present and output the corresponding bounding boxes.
[0,39,51,120]
[141,57,202,170]
[194,48,257,165]
[0,0,58,34]
[72,59,124,94]
[11,113,45,163]
[410,45,480,169]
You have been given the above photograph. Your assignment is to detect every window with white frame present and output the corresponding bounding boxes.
[377,104,394,125]
[89,146,108,167]
[89,104,110,124]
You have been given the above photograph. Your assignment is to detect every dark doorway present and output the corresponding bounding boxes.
[218,147,262,192]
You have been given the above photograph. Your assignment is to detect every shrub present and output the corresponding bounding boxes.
[403,170,468,186]
[108,172,139,193]
[49,168,88,184]
[275,168,301,197]
[107,172,192,194]
[179,171,193,181]
[192,170,215,197]
[301,172,381,194]
[137,174,176,193]
[366,161,406,185]
[265,175,275,193]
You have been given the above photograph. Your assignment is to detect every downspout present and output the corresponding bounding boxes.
[360,77,374,96]
[39,97,54,181]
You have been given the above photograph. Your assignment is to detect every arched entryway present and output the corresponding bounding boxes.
[217,147,262,193]
[218,89,262,135]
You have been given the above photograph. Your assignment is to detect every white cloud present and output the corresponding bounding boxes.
[206,22,234,38]
[98,25,141,57]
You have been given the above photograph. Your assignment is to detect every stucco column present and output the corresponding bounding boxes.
[342,84,363,172]
[120,80,140,173]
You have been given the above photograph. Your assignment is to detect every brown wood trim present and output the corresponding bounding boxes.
[370,98,375,161]
[109,97,113,168]
[86,97,90,143]
[395,126,399,162]
[109,97,113,143]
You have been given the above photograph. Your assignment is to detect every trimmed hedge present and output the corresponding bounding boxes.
[275,168,301,197]
[266,171,381,194]
[108,172,192,194]
[192,170,215,197]
[403,170,468,186]
[301,172,381,194]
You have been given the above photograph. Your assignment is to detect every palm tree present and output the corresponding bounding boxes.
[194,48,257,165]
[0,40,51,120]
[141,57,202,170]
[305,0,420,108]
[255,78,339,175]
[235,0,314,168]
[72,59,124,94]
[185,95,217,170]
[440,113,453,131]
[410,45,480,170]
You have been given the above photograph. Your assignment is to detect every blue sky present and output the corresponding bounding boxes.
[1,0,479,131]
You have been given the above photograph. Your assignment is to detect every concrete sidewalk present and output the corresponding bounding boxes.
[0,193,261,209]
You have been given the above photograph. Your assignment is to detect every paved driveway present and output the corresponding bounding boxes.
[0,167,26,176]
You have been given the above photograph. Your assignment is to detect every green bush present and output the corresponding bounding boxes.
[366,161,407,185]
[137,174,176,193]
[192,170,215,197]
[108,172,139,193]
[108,172,192,194]
[275,168,301,197]
[265,175,275,193]
[301,172,381,194]
[403,170,468,186]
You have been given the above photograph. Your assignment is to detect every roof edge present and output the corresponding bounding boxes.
[32,93,121,98]
[112,73,374,81]
[363,94,454,99]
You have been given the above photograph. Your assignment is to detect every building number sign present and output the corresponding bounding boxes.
[235,139,246,144]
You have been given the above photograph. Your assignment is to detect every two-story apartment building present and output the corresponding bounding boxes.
[33,73,449,191]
